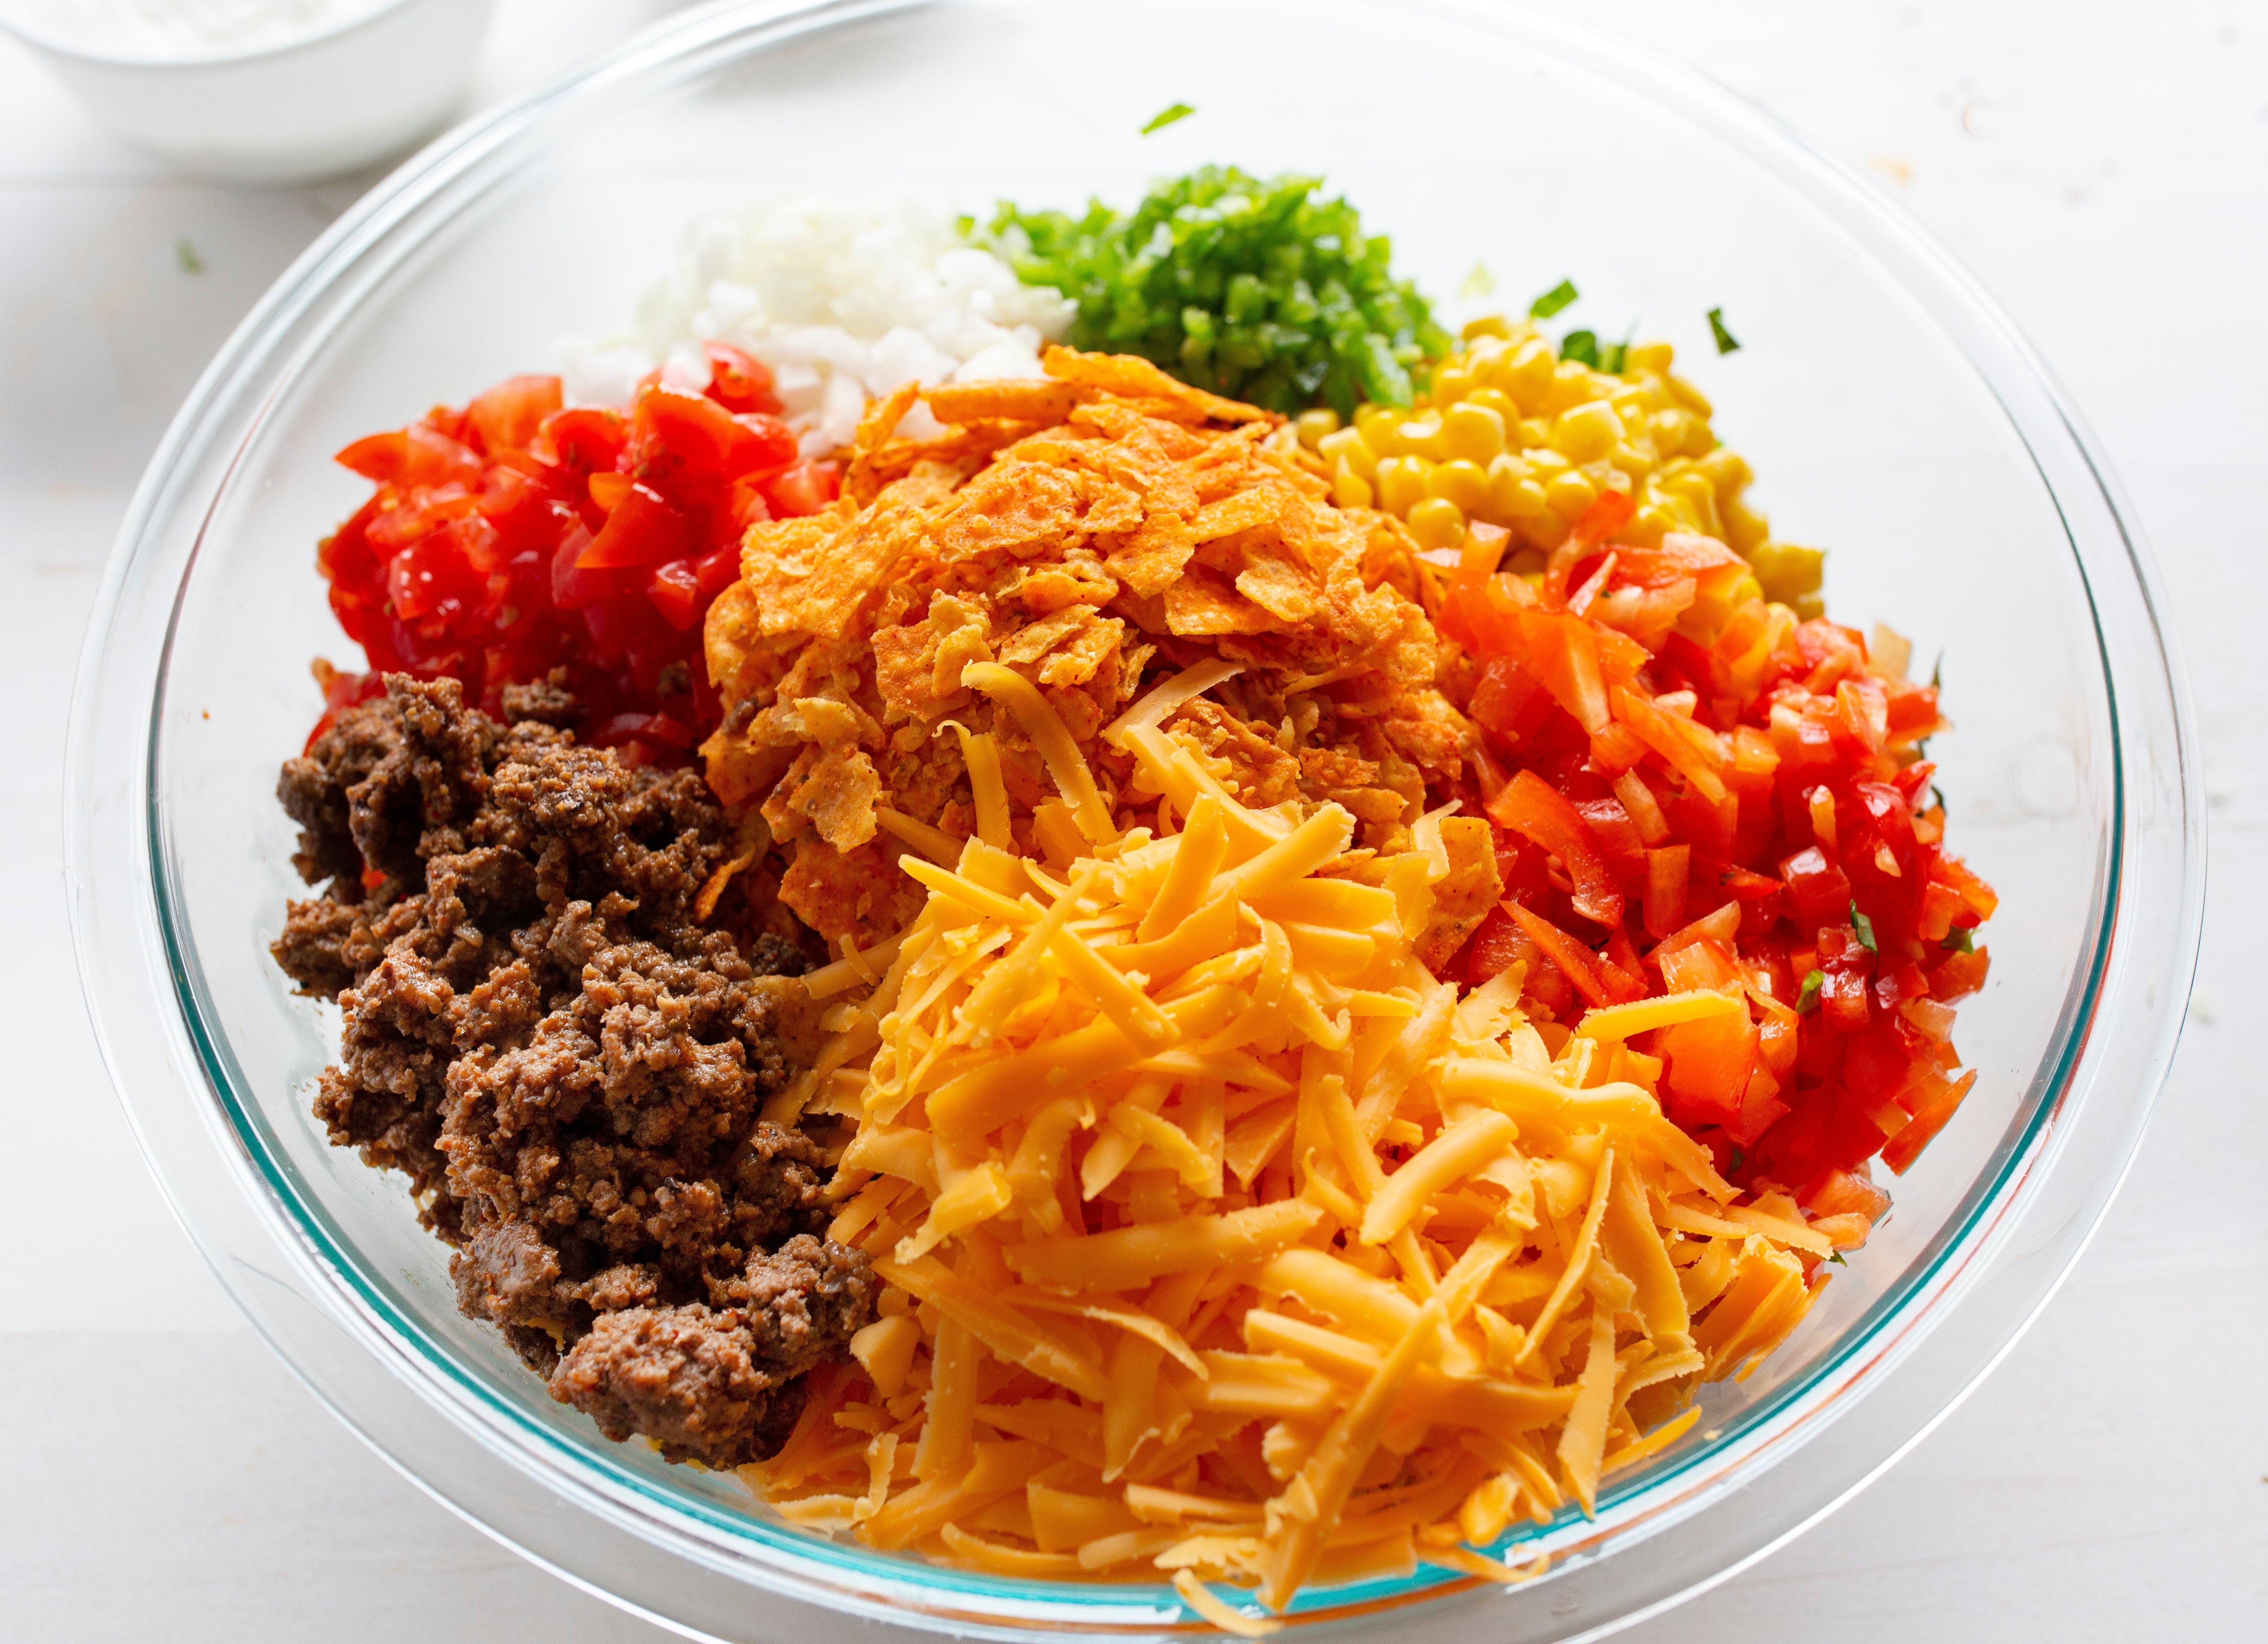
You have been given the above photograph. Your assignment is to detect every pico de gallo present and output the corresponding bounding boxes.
[1435,488,1994,1207]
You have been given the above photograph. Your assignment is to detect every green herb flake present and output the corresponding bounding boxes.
[1139,102,1196,135]
[1460,262,1498,300]
[1795,969,1825,1014]
[981,166,1451,416]
[1597,329,1632,375]
[175,236,206,276]
[1529,278,1579,319]
[1850,900,1878,953]
[1559,328,1600,369]
[1828,1251,1847,1266]
[1930,784,1948,816]
[1706,305,1740,354]
[1726,1148,1748,1175]
[1941,926,1976,953]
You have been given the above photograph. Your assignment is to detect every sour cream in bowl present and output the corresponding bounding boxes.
[0,0,495,179]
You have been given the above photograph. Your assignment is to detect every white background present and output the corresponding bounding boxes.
[2,2,2261,1638]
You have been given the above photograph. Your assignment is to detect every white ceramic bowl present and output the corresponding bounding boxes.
[1,0,496,179]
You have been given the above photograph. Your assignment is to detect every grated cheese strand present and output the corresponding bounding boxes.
[745,726,1840,1624]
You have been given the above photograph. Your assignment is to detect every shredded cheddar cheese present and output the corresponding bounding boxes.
[741,708,1830,1623]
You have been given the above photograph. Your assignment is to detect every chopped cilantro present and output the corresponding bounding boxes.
[1850,900,1878,953]
[1828,1251,1847,1266]
[175,236,206,275]
[1795,969,1824,1014]
[1942,926,1976,953]
[1561,326,1630,373]
[1706,306,1740,354]
[1140,102,1195,135]
[1529,278,1579,318]
[1726,1148,1748,1175]
[984,166,1450,416]
[1460,262,1498,300]
[1931,784,1948,816]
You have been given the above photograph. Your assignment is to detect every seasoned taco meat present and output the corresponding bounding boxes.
[273,675,872,1465]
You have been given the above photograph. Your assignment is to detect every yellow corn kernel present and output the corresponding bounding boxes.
[1515,417,1556,452]
[1665,373,1714,419]
[1609,387,1654,426]
[1537,360,1600,416]
[1543,465,1599,522]
[1553,401,1623,464]
[1624,341,1674,373]
[1520,508,1571,551]
[1694,447,1751,495]
[1295,407,1341,450]
[1431,363,1476,405]
[1608,441,1654,484]
[1406,496,1466,552]
[1748,541,1825,603]
[1428,457,1491,514]
[1486,454,1549,522]
[1484,336,1558,411]
[1375,454,1435,516]
[1523,445,1571,480]
[1463,385,1520,426]
[1332,457,1375,510]
[1318,425,1377,482]
[1662,470,1724,537]
[1355,402,1401,453]
[1442,400,1507,464]
[1649,407,1709,459]
[1462,315,1514,341]
[1394,413,1449,462]
[1622,503,1673,548]
[1725,498,1770,555]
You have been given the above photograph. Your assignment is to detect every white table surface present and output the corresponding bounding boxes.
[3,2,2261,1638]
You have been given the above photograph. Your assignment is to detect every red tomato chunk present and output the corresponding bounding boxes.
[309,345,832,765]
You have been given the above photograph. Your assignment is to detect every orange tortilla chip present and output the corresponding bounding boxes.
[1043,345,1274,426]
[1166,566,1282,637]
[1235,544,1321,624]
[925,379,1082,427]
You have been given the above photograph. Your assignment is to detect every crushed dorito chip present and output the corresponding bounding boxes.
[703,348,1470,945]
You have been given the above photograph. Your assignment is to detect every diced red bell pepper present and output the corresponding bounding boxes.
[1487,769,1624,927]
[1780,845,1854,936]
[1654,1007,1759,1131]
[1502,900,1613,1010]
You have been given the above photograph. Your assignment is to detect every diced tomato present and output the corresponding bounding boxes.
[701,342,784,416]
[335,423,483,488]
[578,482,691,570]
[465,374,563,456]
[764,457,842,517]
[647,559,703,630]
[539,406,629,473]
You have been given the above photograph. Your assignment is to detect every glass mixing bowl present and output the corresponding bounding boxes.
[65,2,2203,1638]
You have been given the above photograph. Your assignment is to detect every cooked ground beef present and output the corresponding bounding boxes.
[272,675,874,1467]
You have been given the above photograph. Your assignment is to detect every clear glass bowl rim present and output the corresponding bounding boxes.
[64,2,2206,1639]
